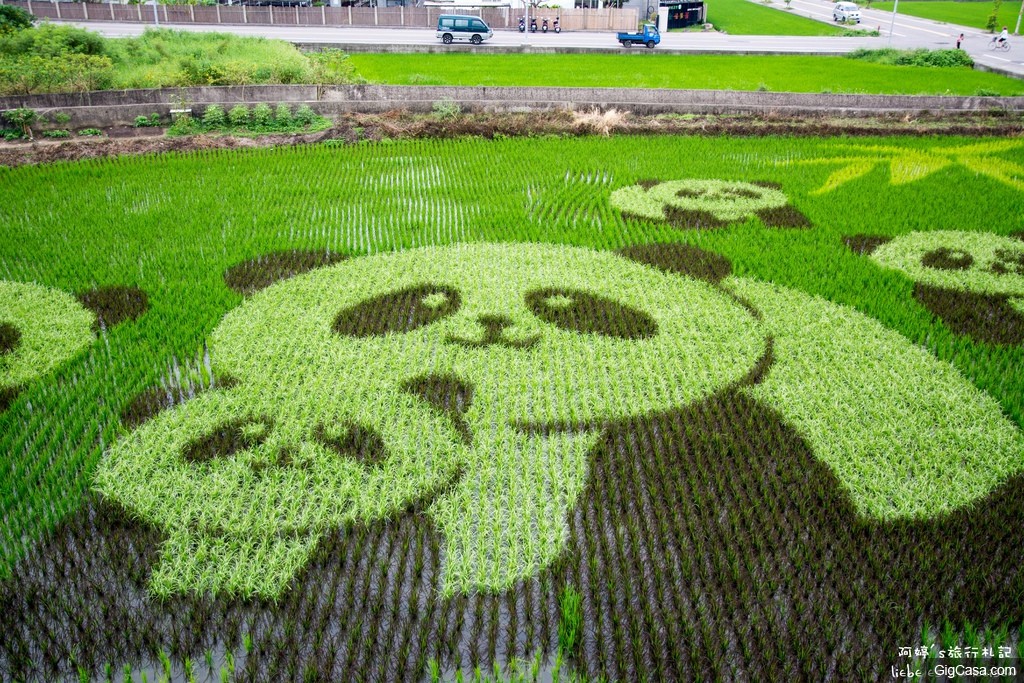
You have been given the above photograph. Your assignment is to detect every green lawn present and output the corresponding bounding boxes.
[347,52,1024,94]
[707,0,851,34]
[872,0,1020,31]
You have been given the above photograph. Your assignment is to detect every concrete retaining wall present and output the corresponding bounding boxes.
[2,85,1022,128]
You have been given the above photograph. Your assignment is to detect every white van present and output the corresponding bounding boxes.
[437,14,493,45]
[833,2,861,22]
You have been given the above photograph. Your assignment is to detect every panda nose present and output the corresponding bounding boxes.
[477,314,512,337]
[447,314,539,349]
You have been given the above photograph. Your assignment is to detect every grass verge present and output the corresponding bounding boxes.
[872,0,1020,31]
[707,0,850,34]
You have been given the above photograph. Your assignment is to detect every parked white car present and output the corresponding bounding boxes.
[833,2,861,22]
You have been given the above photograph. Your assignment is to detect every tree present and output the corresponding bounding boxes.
[0,5,35,35]
[985,0,1002,32]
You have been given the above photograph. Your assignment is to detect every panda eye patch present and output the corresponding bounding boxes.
[920,248,974,271]
[0,321,20,356]
[182,417,272,464]
[525,287,657,340]
[333,284,461,337]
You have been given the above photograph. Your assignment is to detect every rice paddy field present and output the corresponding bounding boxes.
[2,133,1024,681]
[344,53,1024,95]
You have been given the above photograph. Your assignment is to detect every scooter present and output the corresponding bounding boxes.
[542,17,548,32]
[553,16,560,33]
[530,17,537,32]
[518,16,525,32]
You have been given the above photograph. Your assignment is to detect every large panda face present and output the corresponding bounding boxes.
[97,242,767,597]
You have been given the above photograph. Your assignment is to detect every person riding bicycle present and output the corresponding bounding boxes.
[998,26,1009,45]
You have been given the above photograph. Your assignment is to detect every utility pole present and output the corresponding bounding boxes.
[1015,0,1022,34]
[887,0,899,45]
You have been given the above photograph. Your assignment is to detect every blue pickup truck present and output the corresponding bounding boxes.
[616,23,661,48]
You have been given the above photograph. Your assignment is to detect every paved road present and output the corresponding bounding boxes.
[60,6,1024,78]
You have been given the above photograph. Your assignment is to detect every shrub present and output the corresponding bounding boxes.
[0,53,113,96]
[179,56,227,86]
[2,107,36,138]
[228,104,250,127]
[168,113,199,136]
[77,128,103,136]
[274,103,293,127]
[202,104,227,128]
[846,48,973,68]
[0,5,34,35]
[251,102,273,128]
[43,129,70,138]
[53,111,71,124]
[306,48,361,85]
[432,98,461,121]
[133,113,162,128]
[1,24,107,58]
[273,64,305,85]
[294,104,316,126]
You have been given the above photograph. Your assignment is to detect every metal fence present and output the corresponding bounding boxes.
[1,0,637,31]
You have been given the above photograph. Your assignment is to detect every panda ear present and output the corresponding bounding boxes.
[224,249,347,296]
[843,234,892,255]
[914,284,1024,346]
[76,286,148,332]
[121,374,239,429]
[754,205,812,229]
[747,182,812,229]
[617,242,732,285]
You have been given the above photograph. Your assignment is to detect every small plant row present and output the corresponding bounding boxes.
[170,103,327,136]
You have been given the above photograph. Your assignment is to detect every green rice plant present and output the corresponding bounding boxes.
[157,648,171,679]
[558,587,583,656]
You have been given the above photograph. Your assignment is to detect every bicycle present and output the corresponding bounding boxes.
[989,36,1011,52]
